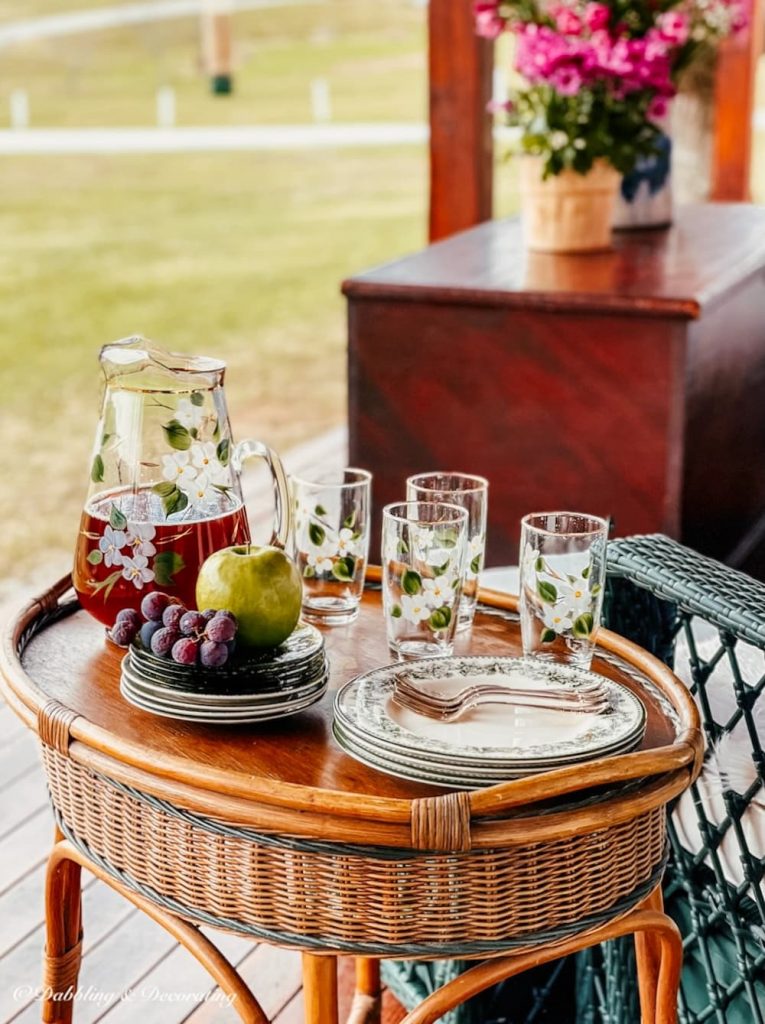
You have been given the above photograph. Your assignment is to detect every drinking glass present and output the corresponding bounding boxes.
[519,511,609,670]
[291,468,372,625]
[382,501,468,659]
[406,472,488,632]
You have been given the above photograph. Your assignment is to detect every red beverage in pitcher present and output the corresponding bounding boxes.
[73,486,250,626]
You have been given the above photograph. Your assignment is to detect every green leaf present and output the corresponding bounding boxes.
[331,559,353,582]
[190,427,199,440]
[432,560,450,577]
[152,481,177,498]
[581,566,590,579]
[401,569,422,595]
[470,555,481,575]
[535,557,544,571]
[212,418,221,442]
[428,606,452,631]
[86,549,103,565]
[541,628,557,644]
[190,391,204,407]
[90,454,104,483]
[573,613,594,638]
[109,504,127,530]
[162,419,192,451]
[397,539,409,555]
[537,580,557,604]
[164,487,188,517]
[591,583,602,596]
[303,565,316,578]
[308,522,325,547]
[216,438,230,466]
[314,504,327,517]
[343,509,357,530]
[391,604,402,619]
[153,550,185,587]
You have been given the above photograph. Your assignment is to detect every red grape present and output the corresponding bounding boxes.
[200,640,228,668]
[140,592,171,623]
[205,614,237,643]
[171,637,199,666]
[109,620,138,647]
[180,611,208,636]
[150,626,179,657]
[115,608,142,632]
[162,603,186,630]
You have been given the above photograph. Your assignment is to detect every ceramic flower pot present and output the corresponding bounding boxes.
[519,157,621,253]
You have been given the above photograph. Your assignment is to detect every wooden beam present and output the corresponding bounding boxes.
[428,0,494,241]
[710,4,764,200]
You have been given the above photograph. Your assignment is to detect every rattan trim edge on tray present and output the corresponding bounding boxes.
[1,571,704,847]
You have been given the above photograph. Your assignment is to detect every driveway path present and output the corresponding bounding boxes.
[0,0,322,49]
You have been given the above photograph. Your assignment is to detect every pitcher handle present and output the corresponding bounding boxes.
[232,440,291,550]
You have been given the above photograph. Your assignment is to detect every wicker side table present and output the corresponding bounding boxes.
[0,571,702,1024]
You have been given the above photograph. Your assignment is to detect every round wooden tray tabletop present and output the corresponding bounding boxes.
[2,573,694,821]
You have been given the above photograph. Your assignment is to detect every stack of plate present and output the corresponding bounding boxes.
[120,622,329,724]
[333,656,646,789]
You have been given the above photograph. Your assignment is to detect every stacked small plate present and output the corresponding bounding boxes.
[120,622,329,724]
[333,656,646,789]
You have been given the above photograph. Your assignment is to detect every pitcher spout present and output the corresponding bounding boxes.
[99,335,226,391]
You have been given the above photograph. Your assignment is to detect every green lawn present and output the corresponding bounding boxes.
[0,145,433,573]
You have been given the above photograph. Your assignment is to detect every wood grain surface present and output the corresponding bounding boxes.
[344,203,765,570]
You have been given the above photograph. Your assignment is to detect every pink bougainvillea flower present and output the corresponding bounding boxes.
[551,4,583,36]
[648,95,670,120]
[657,10,690,44]
[554,66,584,95]
[583,3,610,32]
[475,9,505,38]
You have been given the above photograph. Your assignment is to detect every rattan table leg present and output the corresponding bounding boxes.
[397,899,683,1024]
[346,959,381,1024]
[636,886,665,1022]
[46,839,269,1024]
[43,830,83,1024]
[302,954,339,1024]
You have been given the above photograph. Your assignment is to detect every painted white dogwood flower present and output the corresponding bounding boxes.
[174,397,204,430]
[559,577,592,618]
[307,551,335,574]
[161,451,197,486]
[401,593,432,624]
[190,441,228,485]
[422,576,455,608]
[336,527,360,558]
[187,473,214,509]
[541,602,575,634]
[125,522,156,560]
[98,525,127,567]
[121,553,154,589]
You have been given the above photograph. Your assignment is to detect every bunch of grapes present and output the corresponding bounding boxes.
[107,592,238,668]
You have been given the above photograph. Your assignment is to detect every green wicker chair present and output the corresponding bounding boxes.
[579,533,765,1024]
[387,533,765,1023]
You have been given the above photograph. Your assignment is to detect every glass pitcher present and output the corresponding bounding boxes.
[72,337,290,626]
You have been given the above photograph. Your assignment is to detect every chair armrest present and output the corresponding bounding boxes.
[607,534,765,649]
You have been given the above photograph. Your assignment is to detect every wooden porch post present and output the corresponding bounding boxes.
[710,4,764,200]
[428,0,494,242]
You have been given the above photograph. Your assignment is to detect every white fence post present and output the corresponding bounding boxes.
[10,89,29,129]
[156,86,176,128]
[310,78,332,123]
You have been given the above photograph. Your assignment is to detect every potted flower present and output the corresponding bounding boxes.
[476,0,747,250]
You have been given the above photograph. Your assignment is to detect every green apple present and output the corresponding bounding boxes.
[196,544,303,649]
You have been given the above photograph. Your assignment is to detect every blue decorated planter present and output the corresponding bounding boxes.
[613,132,673,230]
